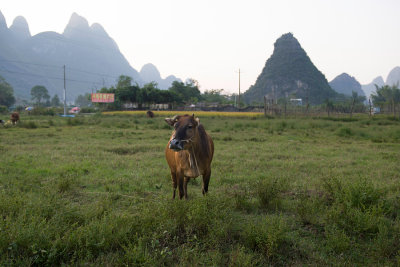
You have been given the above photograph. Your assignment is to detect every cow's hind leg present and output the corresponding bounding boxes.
[202,169,211,195]
[183,177,190,200]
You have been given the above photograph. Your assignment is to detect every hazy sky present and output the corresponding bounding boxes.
[1,0,399,93]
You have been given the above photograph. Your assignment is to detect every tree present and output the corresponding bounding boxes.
[31,85,50,105]
[115,85,139,103]
[75,93,92,107]
[372,84,400,115]
[349,91,366,117]
[50,94,61,107]
[116,75,132,89]
[168,80,201,104]
[202,89,230,104]
[0,75,16,107]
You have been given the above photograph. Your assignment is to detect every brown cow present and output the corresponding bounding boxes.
[165,114,214,199]
[10,112,19,125]
[146,110,154,118]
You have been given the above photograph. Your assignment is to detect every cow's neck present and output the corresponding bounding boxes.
[188,134,203,173]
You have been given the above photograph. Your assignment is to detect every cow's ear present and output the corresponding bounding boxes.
[165,118,175,126]
[192,114,200,126]
[165,115,179,126]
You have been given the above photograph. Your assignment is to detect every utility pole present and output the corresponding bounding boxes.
[63,65,66,116]
[236,69,241,109]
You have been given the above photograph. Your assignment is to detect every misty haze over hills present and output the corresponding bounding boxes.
[360,67,400,99]
[0,11,180,101]
[1,9,399,105]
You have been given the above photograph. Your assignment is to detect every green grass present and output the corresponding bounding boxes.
[0,113,400,266]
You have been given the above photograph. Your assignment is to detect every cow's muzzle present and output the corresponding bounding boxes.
[169,139,185,151]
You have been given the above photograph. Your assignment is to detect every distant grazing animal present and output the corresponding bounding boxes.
[165,114,214,199]
[10,112,19,125]
[146,110,154,118]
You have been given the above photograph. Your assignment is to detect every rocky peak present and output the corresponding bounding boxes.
[273,32,302,54]
[243,32,336,104]
[361,76,385,98]
[386,66,400,86]
[329,73,364,96]
[90,23,108,36]
[0,10,7,30]
[372,76,384,86]
[9,16,31,40]
[140,63,162,81]
[63,12,90,38]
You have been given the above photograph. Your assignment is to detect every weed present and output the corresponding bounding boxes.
[1,114,400,265]
[243,215,290,260]
[324,226,351,254]
[256,176,288,209]
[337,127,354,137]
[18,121,38,129]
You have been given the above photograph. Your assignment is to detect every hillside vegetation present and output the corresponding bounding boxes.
[244,33,339,105]
[0,113,399,265]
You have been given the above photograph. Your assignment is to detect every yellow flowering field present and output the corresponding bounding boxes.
[102,110,264,117]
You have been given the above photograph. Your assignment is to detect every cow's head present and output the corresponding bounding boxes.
[165,114,200,151]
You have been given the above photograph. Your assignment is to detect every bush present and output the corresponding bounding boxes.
[18,121,38,129]
[322,177,388,238]
[324,226,351,253]
[256,176,288,209]
[66,118,84,126]
[243,215,290,260]
[0,105,7,114]
[30,107,60,116]
[80,107,96,113]
[336,127,354,137]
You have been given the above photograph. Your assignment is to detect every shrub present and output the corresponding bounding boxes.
[0,105,8,114]
[296,192,325,226]
[80,107,96,113]
[256,176,288,209]
[322,177,388,238]
[18,121,38,129]
[30,107,59,116]
[337,127,354,137]
[66,118,84,126]
[243,215,290,260]
[324,226,351,253]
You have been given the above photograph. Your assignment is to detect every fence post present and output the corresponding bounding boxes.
[369,98,372,118]
[264,96,267,117]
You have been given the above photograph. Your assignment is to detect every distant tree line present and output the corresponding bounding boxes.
[2,73,399,117]
[75,75,233,110]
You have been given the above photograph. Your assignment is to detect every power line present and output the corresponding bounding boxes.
[66,66,119,80]
[0,59,61,69]
[0,68,104,85]
[0,59,120,80]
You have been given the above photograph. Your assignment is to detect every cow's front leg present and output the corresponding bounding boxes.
[178,172,185,199]
[171,172,177,199]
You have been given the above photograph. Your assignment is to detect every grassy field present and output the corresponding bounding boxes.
[0,112,399,266]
